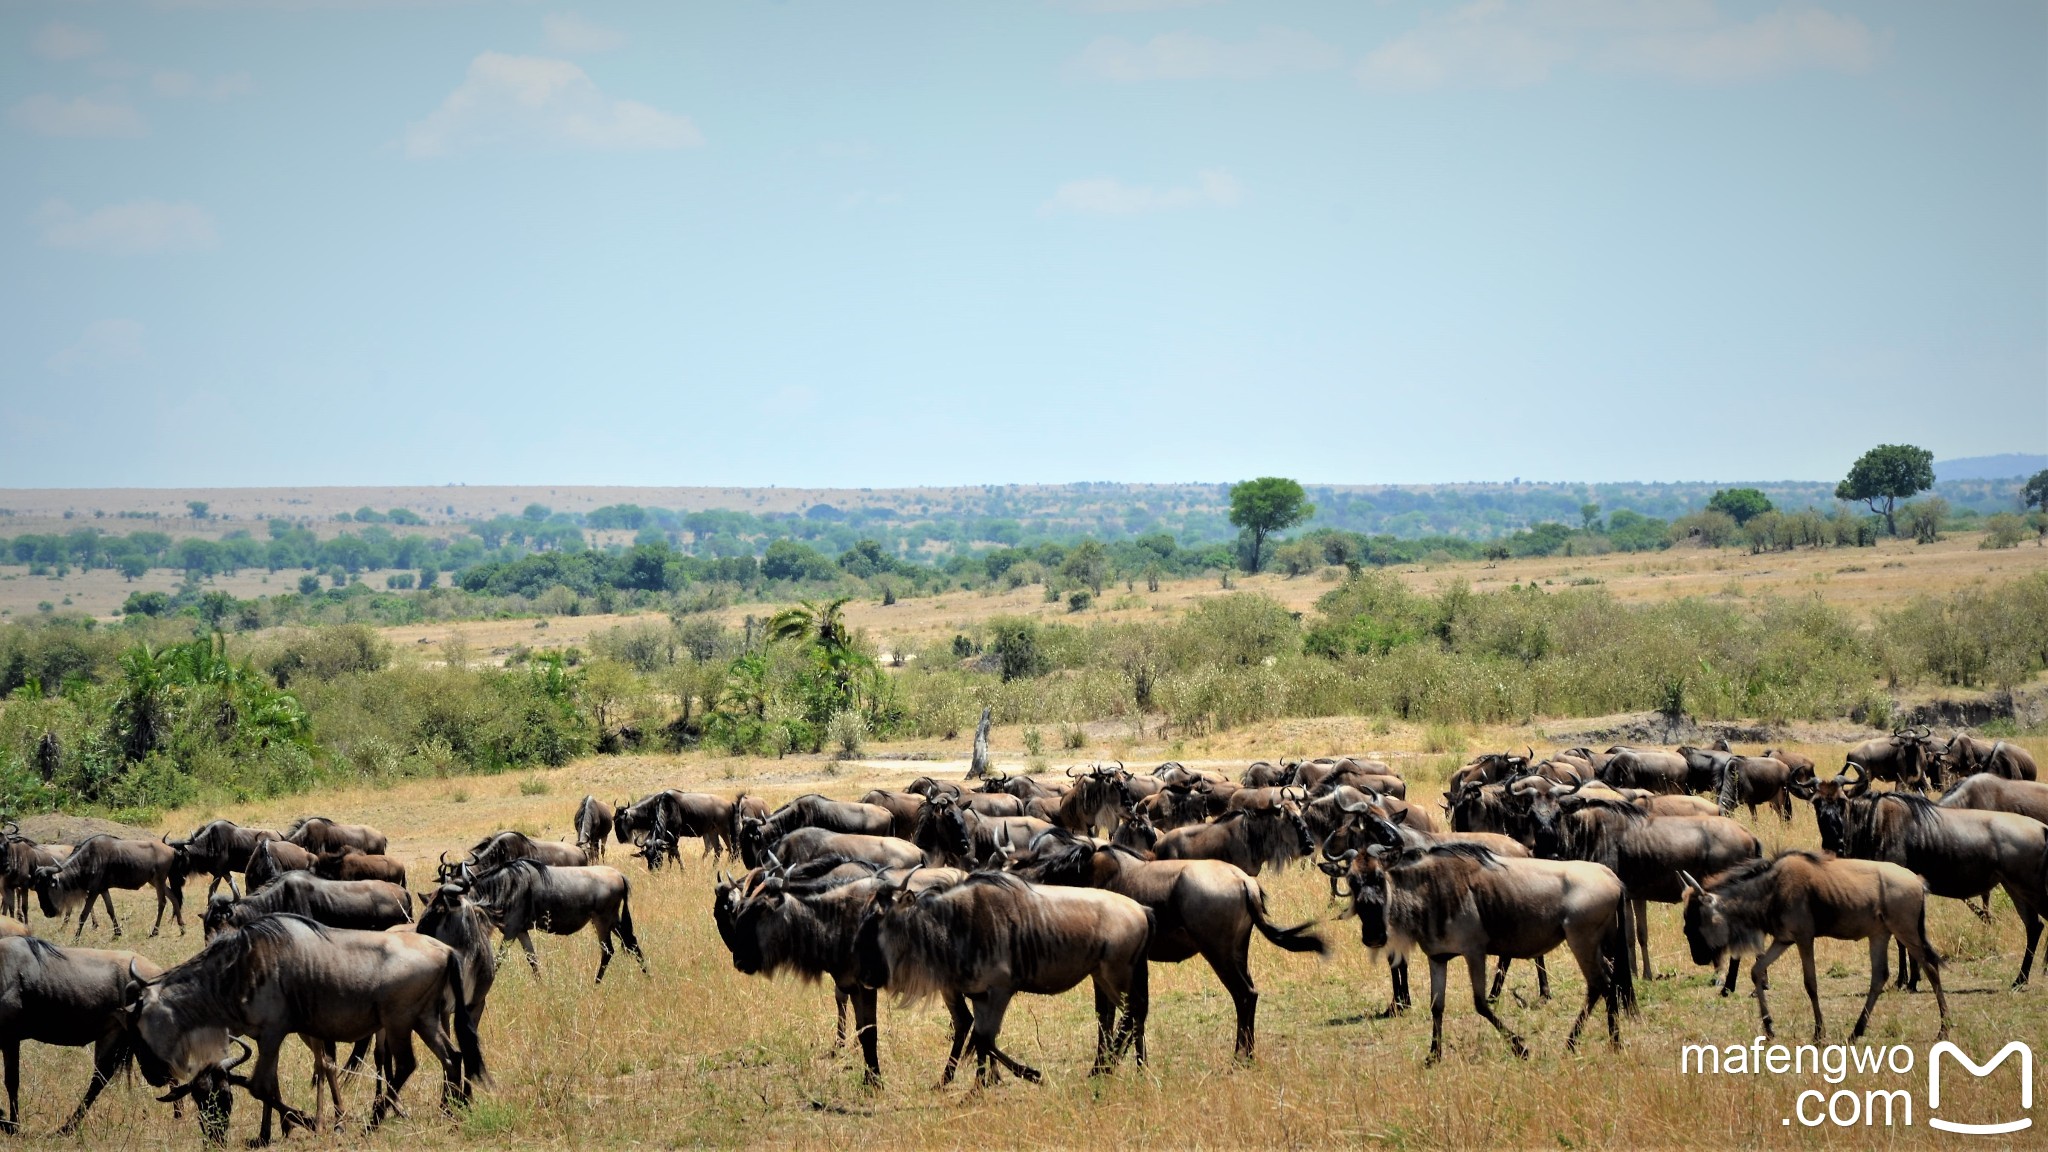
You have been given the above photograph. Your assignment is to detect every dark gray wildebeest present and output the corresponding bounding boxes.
[1445,750,1532,795]
[1343,842,1630,1064]
[1152,804,1315,877]
[1541,797,1761,990]
[976,771,1068,805]
[311,846,407,887]
[1716,754,1794,822]
[908,796,1056,870]
[462,830,587,874]
[1306,785,1439,843]
[242,840,315,892]
[127,914,483,1143]
[1681,851,1948,1043]
[1134,782,1222,832]
[1241,760,1296,788]
[203,872,413,938]
[1940,773,2048,826]
[1008,830,1323,1061]
[573,796,614,860]
[758,828,926,871]
[903,777,962,800]
[281,817,388,857]
[859,790,927,840]
[742,795,894,860]
[1810,781,2048,989]
[1938,734,2039,783]
[1597,747,1692,795]
[1676,746,1738,795]
[32,835,186,940]
[854,871,1152,1087]
[413,887,500,1035]
[615,792,736,860]
[460,859,645,984]
[1044,765,1131,837]
[0,830,71,923]
[727,793,771,854]
[166,821,280,900]
[1844,729,1939,791]
[713,862,964,1084]
[0,936,162,1135]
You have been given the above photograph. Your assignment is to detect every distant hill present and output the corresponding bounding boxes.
[1936,454,2047,482]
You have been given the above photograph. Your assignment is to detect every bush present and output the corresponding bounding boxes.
[828,710,868,760]
[990,617,1048,682]
[1982,513,2027,550]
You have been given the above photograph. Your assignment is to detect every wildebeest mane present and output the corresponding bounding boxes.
[882,872,1057,1005]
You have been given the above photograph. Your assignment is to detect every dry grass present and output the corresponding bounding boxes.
[2,731,2042,1147]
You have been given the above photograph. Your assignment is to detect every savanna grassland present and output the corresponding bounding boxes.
[3,737,2042,1150]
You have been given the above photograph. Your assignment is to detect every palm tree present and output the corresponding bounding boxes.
[766,597,872,716]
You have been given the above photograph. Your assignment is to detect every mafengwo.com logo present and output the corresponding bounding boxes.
[1681,1037,2032,1132]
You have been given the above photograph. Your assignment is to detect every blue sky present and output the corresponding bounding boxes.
[1,1,2042,488]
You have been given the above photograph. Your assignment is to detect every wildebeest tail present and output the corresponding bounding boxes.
[1243,879,1326,955]
[447,951,488,1087]
[615,880,641,951]
[1605,894,1636,1014]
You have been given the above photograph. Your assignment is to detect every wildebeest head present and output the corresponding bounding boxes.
[125,957,237,1092]
[635,817,678,871]
[201,894,239,938]
[1345,849,1395,948]
[852,881,909,990]
[149,1033,248,1145]
[912,796,973,864]
[1794,765,1866,852]
[30,864,66,918]
[1111,812,1157,854]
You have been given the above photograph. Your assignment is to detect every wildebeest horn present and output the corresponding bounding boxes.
[1679,871,1704,894]
[440,851,453,866]
[764,850,783,874]
[1066,765,1083,777]
[221,1038,253,1073]
[1843,763,1869,795]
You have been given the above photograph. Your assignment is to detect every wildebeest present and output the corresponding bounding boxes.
[854,872,1151,1087]
[1939,773,2048,826]
[1152,805,1313,877]
[203,872,413,937]
[1446,750,1532,794]
[1844,729,1938,791]
[127,914,483,1142]
[1598,747,1692,794]
[1241,761,1296,788]
[908,797,1055,870]
[1009,832,1323,1060]
[1343,843,1630,1063]
[713,863,964,1083]
[858,790,927,840]
[311,846,407,887]
[459,859,645,984]
[0,936,162,1134]
[1681,851,1948,1042]
[761,828,926,871]
[1717,754,1794,822]
[412,887,499,1037]
[281,817,388,857]
[32,835,186,940]
[1810,782,2048,988]
[1046,765,1131,838]
[615,791,736,860]
[243,839,315,892]
[573,797,614,859]
[1,833,71,923]
[1134,784,1221,832]
[728,794,771,853]
[903,777,962,800]
[463,830,587,874]
[166,821,280,900]
[1938,734,2039,783]
[753,795,894,844]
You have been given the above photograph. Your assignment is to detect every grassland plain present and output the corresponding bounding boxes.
[1,732,2042,1149]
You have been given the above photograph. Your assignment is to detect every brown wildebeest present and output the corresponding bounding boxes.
[463,830,587,874]
[756,795,894,842]
[1598,747,1692,794]
[903,777,962,800]
[165,821,280,900]
[859,790,927,840]
[1682,852,1948,1043]
[908,797,1056,870]
[1762,748,1816,784]
[1010,832,1324,1060]
[1134,785,1215,831]
[243,839,315,892]
[573,797,614,860]
[203,872,413,938]
[1939,773,2048,826]
[1844,729,1938,791]
[1046,765,1131,837]
[1717,755,1794,822]
[1344,843,1630,1064]
[312,847,407,887]
[853,871,1151,1087]
[1,832,71,923]
[1938,734,2040,783]
[32,836,185,940]
[758,828,926,871]
[615,792,735,860]
[0,937,162,1134]
[128,914,483,1143]
[281,817,387,857]
[727,793,771,853]
[1152,805,1314,876]
[1446,750,1532,794]
[458,859,645,983]
[1240,761,1295,788]
[413,886,499,1037]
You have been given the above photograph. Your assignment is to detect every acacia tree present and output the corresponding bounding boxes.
[1228,477,1315,573]
[1707,487,1773,525]
[1835,444,1934,536]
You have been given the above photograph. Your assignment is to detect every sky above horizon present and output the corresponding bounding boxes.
[1,0,2043,489]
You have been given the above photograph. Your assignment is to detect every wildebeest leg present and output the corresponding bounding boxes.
[250,1034,313,1144]
[1850,933,1889,1042]
[1535,955,1550,1001]
[971,990,1038,1085]
[1797,938,1824,1041]
[1201,942,1259,1061]
[370,1031,417,1129]
[149,878,169,936]
[1917,944,1950,1040]
[850,987,881,1086]
[99,890,119,937]
[515,931,540,973]
[832,987,850,1048]
[1633,899,1652,979]
[56,1034,127,1135]
[1563,932,1605,1052]
[1122,952,1149,1068]
[1485,957,1510,1003]
[2,1039,19,1135]
[1466,952,1527,1059]
[938,994,973,1088]
[1091,976,1119,1074]
[1749,939,1791,1040]
[594,925,616,985]
[2010,889,2042,989]
[1378,954,1410,1017]
[1720,956,1741,997]
[1424,955,1450,1065]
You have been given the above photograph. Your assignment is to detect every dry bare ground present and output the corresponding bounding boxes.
[1,730,2042,1148]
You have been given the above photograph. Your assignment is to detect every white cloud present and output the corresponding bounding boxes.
[152,71,256,99]
[543,11,626,54]
[9,93,145,138]
[1077,26,1343,81]
[1357,0,1880,90]
[404,52,701,157]
[32,23,105,61]
[1043,170,1241,216]
[37,199,219,254]
[47,319,145,373]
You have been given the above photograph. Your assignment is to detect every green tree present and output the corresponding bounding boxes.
[1058,539,1109,595]
[185,500,209,520]
[118,554,148,581]
[1707,488,1774,526]
[1835,444,1933,536]
[766,597,866,710]
[1580,503,1602,531]
[522,503,551,522]
[2021,469,2048,515]
[1227,477,1314,574]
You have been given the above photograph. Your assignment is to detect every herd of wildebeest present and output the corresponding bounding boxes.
[0,725,2039,1142]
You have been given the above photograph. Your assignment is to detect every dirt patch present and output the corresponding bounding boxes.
[14,814,156,845]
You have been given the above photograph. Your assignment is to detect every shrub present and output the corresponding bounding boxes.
[828,710,867,760]
[1982,513,2027,550]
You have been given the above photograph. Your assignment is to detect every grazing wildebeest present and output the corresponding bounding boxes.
[1,833,71,923]
[714,863,964,1083]
[1810,782,2048,988]
[615,792,735,860]
[463,830,587,874]
[242,840,315,892]
[412,887,499,1035]
[903,777,962,800]
[1940,773,2048,826]
[202,872,413,937]
[859,790,927,840]
[1598,747,1692,794]
[1763,748,1816,785]
[762,828,926,871]
[311,846,407,887]
[127,914,483,1142]
[854,872,1151,1086]
[32,835,186,940]
[1009,832,1323,1060]
[909,797,1056,871]
[757,795,894,842]
[0,937,162,1135]
[1446,750,1532,795]
[1938,734,2039,783]
[573,797,614,860]
[460,859,644,984]
[1844,729,1938,791]
[281,817,387,857]
[1311,759,1406,800]
[1681,852,1948,1042]
[1543,798,1761,986]
[1135,784,1219,832]
[1344,843,1630,1064]
[1717,754,1794,822]
[1152,805,1313,877]
[166,821,280,900]
[1241,761,1296,788]
[1676,745,1738,795]
[727,793,771,853]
